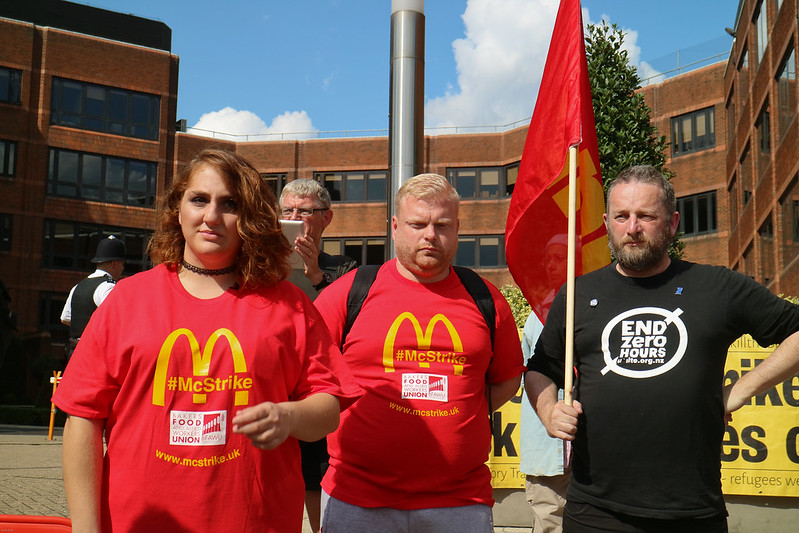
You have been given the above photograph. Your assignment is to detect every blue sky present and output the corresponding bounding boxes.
[81,0,736,138]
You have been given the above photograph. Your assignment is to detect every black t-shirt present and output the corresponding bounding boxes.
[529,260,799,519]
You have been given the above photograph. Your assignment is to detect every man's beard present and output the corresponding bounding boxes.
[608,227,671,273]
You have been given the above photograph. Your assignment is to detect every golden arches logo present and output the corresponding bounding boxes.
[152,328,249,406]
[383,312,465,375]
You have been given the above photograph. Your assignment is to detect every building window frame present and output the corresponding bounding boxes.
[726,89,736,145]
[740,143,753,206]
[729,175,739,231]
[0,213,11,251]
[262,173,287,197]
[779,177,799,271]
[776,44,796,139]
[677,191,718,237]
[0,139,16,177]
[671,107,716,156]
[759,215,774,285]
[0,66,21,105]
[39,291,69,343]
[321,237,384,265]
[738,47,750,110]
[755,0,768,67]
[50,77,160,141]
[48,148,157,208]
[756,104,771,180]
[314,171,388,203]
[454,234,506,268]
[42,220,152,274]
[446,163,519,200]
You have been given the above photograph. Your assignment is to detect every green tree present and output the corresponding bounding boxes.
[586,20,684,259]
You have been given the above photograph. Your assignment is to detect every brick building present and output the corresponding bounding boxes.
[723,0,799,294]
[2,0,799,398]
[0,0,178,399]
[176,129,525,290]
[640,62,729,268]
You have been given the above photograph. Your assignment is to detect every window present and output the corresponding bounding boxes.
[726,90,736,145]
[742,243,755,279]
[39,292,69,343]
[671,107,715,156]
[50,78,160,140]
[740,143,752,206]
[262,173,287,197]
[0,66,21,104]
[447,164,519,199]
[48,148,157,208]
[42,220,152,273]
[755,1,768,66]
[776,45,796,139]
[0,213,11,251]
[738,49,750,109]
[759,215,774,284]
[779,177,799,268]
[321,237,385,265]
[677,191,717,236]
[756,105,770,179]
[729,176,739,230]
[314,171,387,202]
[0,140,15,176]
[454,235,506,268]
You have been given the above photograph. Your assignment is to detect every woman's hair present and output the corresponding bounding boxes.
[148,148,291,288]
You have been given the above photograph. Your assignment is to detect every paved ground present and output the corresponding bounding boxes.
[0,425,528,532]
[0,425,67,518]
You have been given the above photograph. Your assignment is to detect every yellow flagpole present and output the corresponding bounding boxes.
[564,145,578,405]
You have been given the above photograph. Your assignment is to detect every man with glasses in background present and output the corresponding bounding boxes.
[280,178,358,299]
[279,177,357,533]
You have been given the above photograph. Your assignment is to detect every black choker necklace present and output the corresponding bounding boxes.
[181,259,236,276]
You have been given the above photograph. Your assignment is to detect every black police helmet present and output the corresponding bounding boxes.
[91,236,127,263]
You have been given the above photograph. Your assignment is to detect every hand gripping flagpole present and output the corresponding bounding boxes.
[564,145,578,406]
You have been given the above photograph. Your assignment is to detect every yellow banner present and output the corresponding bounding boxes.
[487,387,525,489]
[721,335,799,496]
[487,334,799,494]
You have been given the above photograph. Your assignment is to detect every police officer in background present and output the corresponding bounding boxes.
[61,235,126,362]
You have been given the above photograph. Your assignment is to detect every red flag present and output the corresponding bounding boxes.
[505,0,609,324]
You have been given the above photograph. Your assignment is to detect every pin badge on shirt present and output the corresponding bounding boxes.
[675,287,683,295]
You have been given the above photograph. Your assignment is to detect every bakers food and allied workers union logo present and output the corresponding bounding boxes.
[152,328,253,407]
[384,312,467,403]
[600,307,688,378]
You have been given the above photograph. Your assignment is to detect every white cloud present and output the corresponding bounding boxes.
[425,1,663,131]
[425,0,560,131]
[190,107,319,141]
[586,13,664,85]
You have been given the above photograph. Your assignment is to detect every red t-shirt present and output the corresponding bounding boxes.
[314,260,524,509]
[54,265,360,533]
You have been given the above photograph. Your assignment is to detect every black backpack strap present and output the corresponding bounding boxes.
[452,265,496,347]
[341,265,381,350]
[452,266,498,429]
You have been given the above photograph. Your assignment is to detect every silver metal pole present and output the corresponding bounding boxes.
[388,0,424,259]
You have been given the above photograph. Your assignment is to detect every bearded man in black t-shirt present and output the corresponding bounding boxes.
[526,165,799,533]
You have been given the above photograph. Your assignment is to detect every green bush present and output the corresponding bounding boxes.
[500,285,532,329]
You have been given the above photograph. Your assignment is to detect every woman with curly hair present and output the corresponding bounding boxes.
[54,148,359,533]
